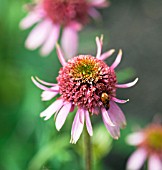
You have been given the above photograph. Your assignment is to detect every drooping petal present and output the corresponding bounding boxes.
[85,110,93,136]
[19,12,43,29]
[70,108,85,144]
[55,102,72,131]
[126,132,145,146]
[110,49,122,69]
[96,36,103,59]
[40,24,60,56]
[56,44,67,66]
[148,155,162,170]
[31,77,59,92]
[126,148,147,170]
[116,78,139,88]
[89,0,109,8]
[25,19,53,50]
[112,97,129,104]
[99,49,115,61]
[88,7,101,20]
[103,119,120,139]
[35,76,57,86]
[109,101,126,128]
[101,107,115,126]
[79,108,85,124]
[61,27,78,59]
[40,99,64,120]
[41,88,59,101]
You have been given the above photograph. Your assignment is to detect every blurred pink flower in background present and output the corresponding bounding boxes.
[20,0,109,58]
[32,36,138,144]
[126,124,162,170]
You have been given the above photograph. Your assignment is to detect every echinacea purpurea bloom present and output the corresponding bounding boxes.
[32,36,138,144]
[126,124,162,170]
[20,0,109,57]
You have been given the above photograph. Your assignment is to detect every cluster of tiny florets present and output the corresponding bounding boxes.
[69,55,104,84]
[57,55,117,112]
[43,0,89,26]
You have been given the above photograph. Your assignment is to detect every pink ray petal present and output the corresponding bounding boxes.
[126,148,147,170]
[40,99,64,120]
[56,44,67,66]
[88,7,101,20]
[19,12,43,29]
[79,108,85,124]
[96,35,103,59]
[109,101,126,128]
[101,107,115,126]
[116,78,139,88]
[25,19,53,50]
[85,110,93,136]
[40,24,60,56]
[99,49,115,61]
[89,0,109,8]
[110,49,122,69]
[112,97,129,104]
[126,132,145,146]
[148,155,162,170]
[35,76,57,86]
[70,108,85,144]
[61,27,78,59]
[41,88,59,101]
[103,119,120,139]
[55,102,72,131]
[31,77,59,92]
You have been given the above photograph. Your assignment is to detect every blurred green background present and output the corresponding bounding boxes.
[0,0,162,169]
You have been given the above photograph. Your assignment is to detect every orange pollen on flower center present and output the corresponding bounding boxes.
[69,56,102,83]
[43,0,89,25]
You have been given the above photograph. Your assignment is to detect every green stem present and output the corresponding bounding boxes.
[84,128,92,170]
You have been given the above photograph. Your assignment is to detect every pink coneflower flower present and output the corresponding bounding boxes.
[20,0,109,57]
[32,36,138,144]
[126,124,162,170]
